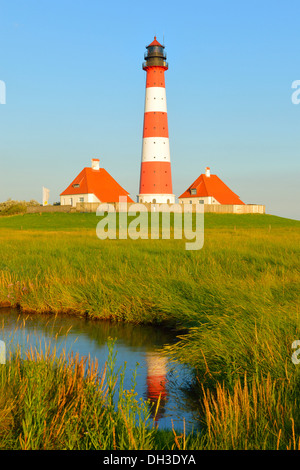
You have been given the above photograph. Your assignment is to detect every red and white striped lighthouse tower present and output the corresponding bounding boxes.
[138,37,175,204]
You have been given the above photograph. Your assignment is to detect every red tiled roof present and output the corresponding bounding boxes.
[179,173,245,204]
[60,167,134,203]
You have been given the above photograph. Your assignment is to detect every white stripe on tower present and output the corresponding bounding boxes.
[142,138,170,162]
[144,87,168,113]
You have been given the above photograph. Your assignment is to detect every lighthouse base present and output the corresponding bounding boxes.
[138,194,175,204]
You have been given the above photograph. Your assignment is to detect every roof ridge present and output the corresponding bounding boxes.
[199,174,208,191]
[82,167,90,193]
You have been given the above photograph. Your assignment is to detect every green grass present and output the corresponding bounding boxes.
[0,213,298,325]
[0,337,181,450]
[0,211,299,449]
[0,211,298,231]
[0,331,204,450]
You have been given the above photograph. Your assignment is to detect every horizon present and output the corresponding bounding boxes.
[0,0,299,220]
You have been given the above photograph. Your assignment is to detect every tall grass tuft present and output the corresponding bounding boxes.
[200,372,300,450]
[0,337,157,450]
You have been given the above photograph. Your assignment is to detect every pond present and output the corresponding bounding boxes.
[0,308,200,432]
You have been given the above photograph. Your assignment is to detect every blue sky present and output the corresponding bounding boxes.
[0,0,299,219]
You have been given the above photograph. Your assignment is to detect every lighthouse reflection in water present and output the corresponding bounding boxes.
[0,309,196,431]
[145,352,168,422]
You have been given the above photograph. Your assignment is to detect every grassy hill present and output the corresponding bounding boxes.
[0,211,299,232]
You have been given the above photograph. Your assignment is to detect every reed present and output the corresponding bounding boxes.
[0,212,299,449]
[199,372,300,450]
[0,214,298,327]
[0,336,159,450]
[0,327,204,450]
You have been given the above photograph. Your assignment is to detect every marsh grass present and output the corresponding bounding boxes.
[0,333,159,450]
[0,323,202,450]
[0,214,298,327]
[0,212,299,449]
[200,372,300,450]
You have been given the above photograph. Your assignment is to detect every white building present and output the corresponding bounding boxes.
[179,167,245,205]
[60,159,133,207]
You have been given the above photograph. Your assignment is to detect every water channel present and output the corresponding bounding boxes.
[0,308,200,432]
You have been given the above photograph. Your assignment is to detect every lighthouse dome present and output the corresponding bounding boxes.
[143,36,168,70]
[147,36,164,48]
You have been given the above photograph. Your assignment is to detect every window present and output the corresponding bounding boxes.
[79,197,84,203]
[72,183,80,188]
[190,188,197,195]
[199,200,204,204]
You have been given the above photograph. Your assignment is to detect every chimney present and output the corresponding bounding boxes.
[91,158,100,171]
[205,167,210,177]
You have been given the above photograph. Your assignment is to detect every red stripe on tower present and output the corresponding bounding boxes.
[138,37,175,204]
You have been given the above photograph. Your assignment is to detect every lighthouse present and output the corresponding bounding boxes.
[138,37,175,204]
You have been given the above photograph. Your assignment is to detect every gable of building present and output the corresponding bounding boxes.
[60,165,134,203]
[179,171,244,205]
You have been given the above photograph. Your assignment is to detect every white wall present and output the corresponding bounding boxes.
[60,193,100,207]
[179,196,220,205]
[138,193,175,204]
